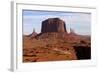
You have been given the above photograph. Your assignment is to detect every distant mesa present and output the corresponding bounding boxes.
[41,18,67,33]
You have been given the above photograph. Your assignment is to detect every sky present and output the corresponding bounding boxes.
[23,10,91,35]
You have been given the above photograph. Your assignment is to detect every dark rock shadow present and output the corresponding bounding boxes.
[73,46,91,60]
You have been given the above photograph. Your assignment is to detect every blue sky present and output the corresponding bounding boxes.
[23,10,91,35]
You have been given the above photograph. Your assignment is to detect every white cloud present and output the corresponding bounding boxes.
[23,11,91,35]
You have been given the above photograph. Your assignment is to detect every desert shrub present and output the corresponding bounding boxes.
[54,52,61,55]
[66,55,69,58]
[46,44,51,48]
[80,40,87,44]
[32,54,37,57]
[29,51,34,53]
[62,41,67,43]
[25,59,30,61]
[32,59,37,62]
[43,47,49,49]
[67,48,69,51]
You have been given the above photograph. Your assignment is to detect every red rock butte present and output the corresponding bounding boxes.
[41,18,67,33]
[23,18,91,62]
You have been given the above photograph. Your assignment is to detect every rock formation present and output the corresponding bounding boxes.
[27,28,37,38]
[41,18,67,33]
[23,18,91,62]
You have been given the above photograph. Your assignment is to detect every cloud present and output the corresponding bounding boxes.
[23,10,91,35]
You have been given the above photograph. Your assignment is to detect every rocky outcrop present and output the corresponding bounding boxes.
[69,28,76,35]
[25,28,37,38]
[41,18,67,33]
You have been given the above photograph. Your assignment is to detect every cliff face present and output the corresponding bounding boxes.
[41,18,67,33]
